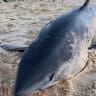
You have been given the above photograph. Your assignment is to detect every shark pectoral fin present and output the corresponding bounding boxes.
[0,44,28,51]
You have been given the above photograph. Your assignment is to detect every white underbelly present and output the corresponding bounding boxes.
[54,39,90,82]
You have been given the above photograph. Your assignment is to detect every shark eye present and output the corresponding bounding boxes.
[49,73,55,81]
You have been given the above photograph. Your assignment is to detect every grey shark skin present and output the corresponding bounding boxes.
[4,0,96,96]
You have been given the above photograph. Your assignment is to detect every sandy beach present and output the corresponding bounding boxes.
[0,0,96,96]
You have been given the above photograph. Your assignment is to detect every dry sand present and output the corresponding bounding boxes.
[0,0,96,96]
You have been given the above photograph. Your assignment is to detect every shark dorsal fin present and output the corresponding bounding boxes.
[80,0,90,10]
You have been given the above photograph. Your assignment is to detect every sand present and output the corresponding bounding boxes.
[0,0,96,96]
